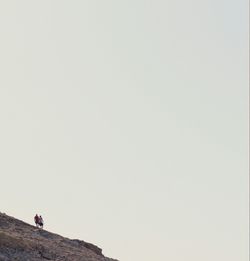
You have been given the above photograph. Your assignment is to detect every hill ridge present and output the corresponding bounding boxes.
[0,212,118,261]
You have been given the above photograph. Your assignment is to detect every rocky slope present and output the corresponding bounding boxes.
[0,212,118,261]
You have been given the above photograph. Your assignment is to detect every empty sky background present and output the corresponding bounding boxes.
[0,1,248,260]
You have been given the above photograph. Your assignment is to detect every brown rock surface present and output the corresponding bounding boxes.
[0,212,118,261]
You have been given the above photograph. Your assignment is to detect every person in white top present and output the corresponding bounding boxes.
[38,215,44,229]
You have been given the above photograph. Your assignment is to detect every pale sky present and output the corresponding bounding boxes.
[0,1,248,261]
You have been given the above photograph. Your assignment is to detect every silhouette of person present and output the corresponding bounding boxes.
[34,214,39,227]
[38,215,44,229]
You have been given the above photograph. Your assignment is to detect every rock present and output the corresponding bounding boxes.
[0,212,119,261]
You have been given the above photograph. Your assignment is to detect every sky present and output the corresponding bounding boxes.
[0,1,248,260]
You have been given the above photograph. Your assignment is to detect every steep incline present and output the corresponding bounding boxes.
[0,212,118,261]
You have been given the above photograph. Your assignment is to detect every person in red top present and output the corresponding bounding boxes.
[34,214,39,227]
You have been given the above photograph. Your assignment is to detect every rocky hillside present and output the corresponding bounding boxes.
[0,212,118,261]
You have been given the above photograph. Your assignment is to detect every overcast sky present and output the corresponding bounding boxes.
[0,1,248,261]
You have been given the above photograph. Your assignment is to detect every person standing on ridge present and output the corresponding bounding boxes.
[34,214,39,227]
[39,215,44,229]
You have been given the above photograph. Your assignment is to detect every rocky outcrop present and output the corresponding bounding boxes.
[0,212,118,261]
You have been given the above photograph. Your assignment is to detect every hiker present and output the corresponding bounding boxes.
[34,214,39,227]
[38,215,44,229]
